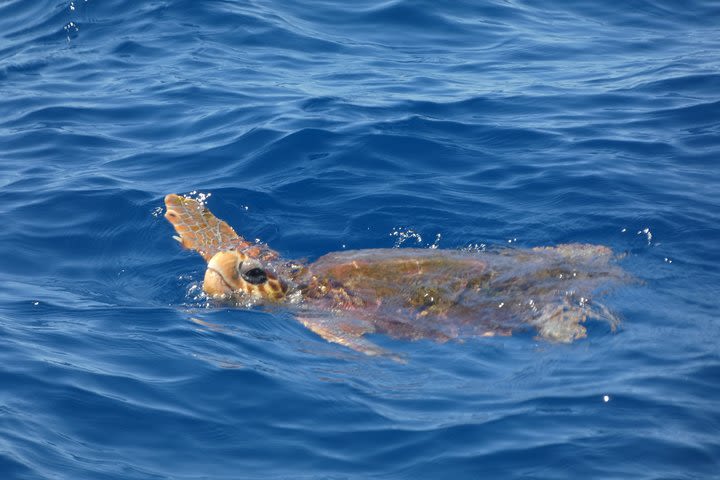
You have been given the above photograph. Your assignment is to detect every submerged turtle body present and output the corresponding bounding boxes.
[164,194,627,358]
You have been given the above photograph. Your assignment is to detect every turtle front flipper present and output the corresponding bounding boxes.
[164,193,252,262]
[297,314,404,363]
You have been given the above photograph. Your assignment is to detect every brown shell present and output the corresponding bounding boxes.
[297,245,627,343]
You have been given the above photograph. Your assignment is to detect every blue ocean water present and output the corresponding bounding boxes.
[1,0,720,478]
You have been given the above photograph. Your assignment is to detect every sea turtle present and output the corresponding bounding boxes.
[164,193,628,358]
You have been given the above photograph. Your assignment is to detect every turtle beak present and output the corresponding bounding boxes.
[203,267,233,297]
[203,251,242,297]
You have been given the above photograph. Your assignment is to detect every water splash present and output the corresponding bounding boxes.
[186,191,213,205]
[637,227,653,245]
[390,227,423,247]
[390,228,444,249]
[462,243,487,252]
[63,21,79,42]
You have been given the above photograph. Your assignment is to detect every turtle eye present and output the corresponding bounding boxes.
[242,267,267,285]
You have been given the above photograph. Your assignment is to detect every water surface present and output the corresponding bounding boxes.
[1,1,719,478]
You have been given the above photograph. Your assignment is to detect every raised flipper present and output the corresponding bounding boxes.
[164,193,278,262]
[297,313,404,362]
[164,194,250,261]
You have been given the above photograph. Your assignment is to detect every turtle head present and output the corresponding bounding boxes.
[203,250,289,302]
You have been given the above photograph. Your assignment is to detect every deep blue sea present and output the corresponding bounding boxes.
[2,1,720,478]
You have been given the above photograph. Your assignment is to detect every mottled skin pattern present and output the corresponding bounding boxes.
[165,194,628,358]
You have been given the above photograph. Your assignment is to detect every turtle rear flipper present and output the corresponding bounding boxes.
[533,303,588,343]
[532,298,620,342]
[298,314,405,363]
[164,194,252,262]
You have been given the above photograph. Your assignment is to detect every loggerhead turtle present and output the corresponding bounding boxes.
[164,193,628,358]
